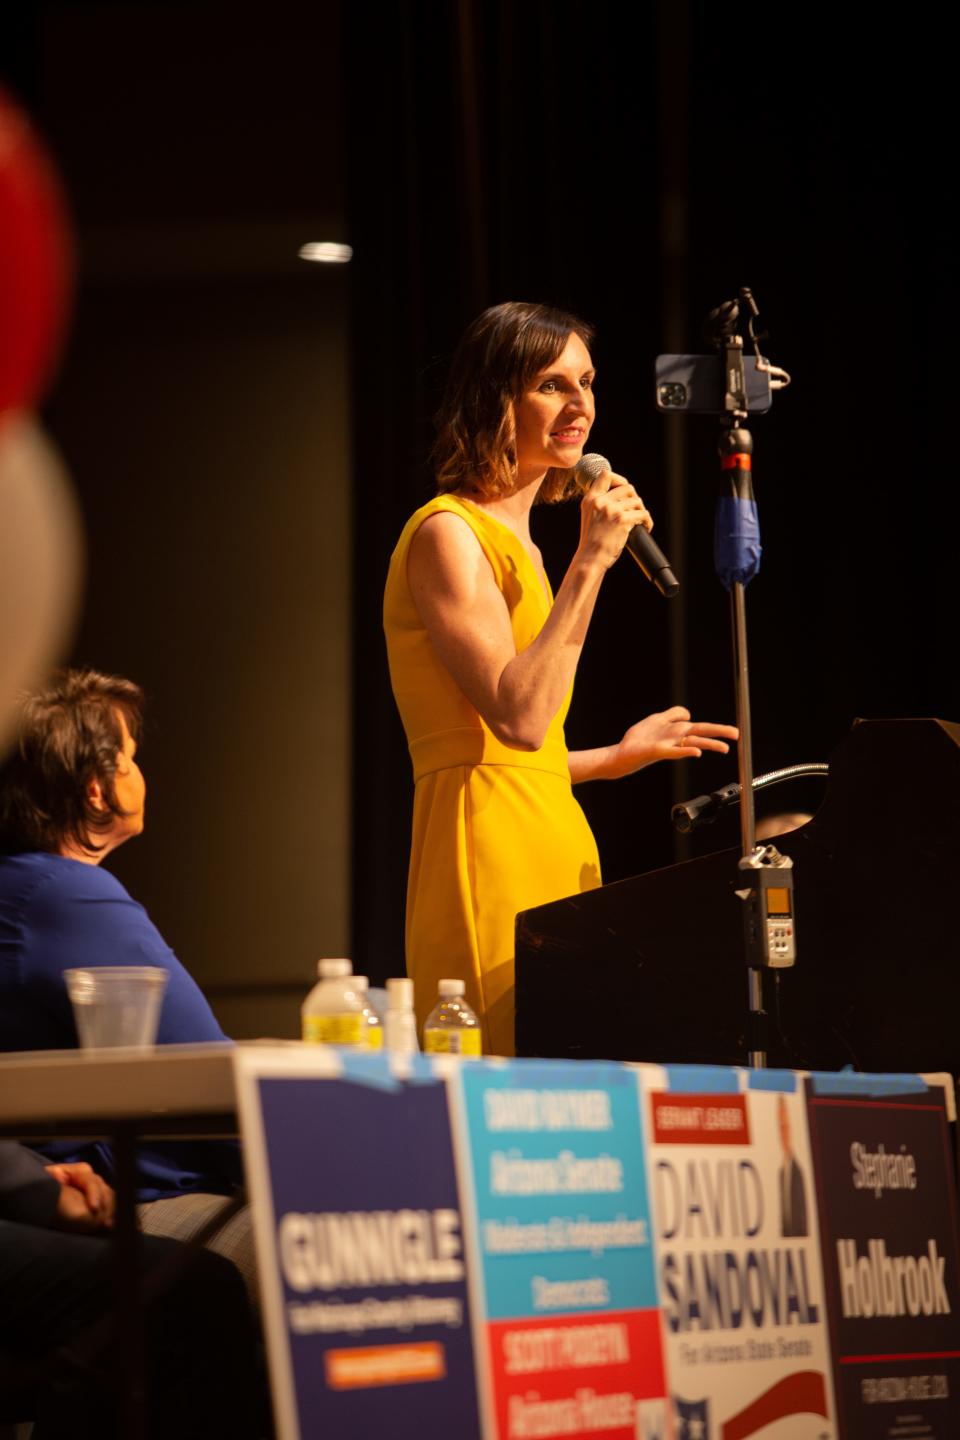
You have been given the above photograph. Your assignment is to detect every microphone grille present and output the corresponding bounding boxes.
[575,452,611,488]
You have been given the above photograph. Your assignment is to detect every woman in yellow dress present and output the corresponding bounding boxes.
[383,302,736,1055]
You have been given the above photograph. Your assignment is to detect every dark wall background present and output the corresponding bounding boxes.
[4,2,955,1005]
[2,1,352,1035]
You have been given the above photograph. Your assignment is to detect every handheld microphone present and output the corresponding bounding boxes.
[575,453,680,598]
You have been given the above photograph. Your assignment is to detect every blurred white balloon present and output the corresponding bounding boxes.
[0,412,83,753]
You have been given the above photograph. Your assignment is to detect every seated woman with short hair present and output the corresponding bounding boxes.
[0,668,240,1203]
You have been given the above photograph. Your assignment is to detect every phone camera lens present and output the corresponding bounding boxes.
[658,383,686,408]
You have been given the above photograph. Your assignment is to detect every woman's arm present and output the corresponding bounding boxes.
[569,706,738,783]
[407,471,649,750]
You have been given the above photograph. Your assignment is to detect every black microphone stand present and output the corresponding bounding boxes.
[710,291,796,1068]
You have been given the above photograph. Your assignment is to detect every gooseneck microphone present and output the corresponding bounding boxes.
[576,453,680,598]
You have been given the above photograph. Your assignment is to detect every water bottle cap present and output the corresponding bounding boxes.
[438,978,466,997]
[318,958,352,978]
[386,977,414,1009]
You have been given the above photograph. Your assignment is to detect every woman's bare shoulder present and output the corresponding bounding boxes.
[407,503,497,607]
[409,504,483,562]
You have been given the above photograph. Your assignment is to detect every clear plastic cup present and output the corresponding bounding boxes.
[64,966,168,1049]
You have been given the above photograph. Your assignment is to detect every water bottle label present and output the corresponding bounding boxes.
[303,1013,365,1046]
[423,1027,482,1056]
[365,1026,384,1050]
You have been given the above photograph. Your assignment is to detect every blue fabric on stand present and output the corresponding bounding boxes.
[714,495,762,589]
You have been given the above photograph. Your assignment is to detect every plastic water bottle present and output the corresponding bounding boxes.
[423,978,482,1056]
[301,958,365,1047]
[383,977,419,1054]
[353,975,384,1050]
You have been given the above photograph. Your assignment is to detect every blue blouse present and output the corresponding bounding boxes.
[0,851,241,1200]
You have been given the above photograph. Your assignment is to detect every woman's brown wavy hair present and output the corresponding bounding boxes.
[0,668,143,855]
[432,301,594,504]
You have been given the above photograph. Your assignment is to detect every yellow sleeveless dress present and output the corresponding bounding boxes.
[383,494,602,1056]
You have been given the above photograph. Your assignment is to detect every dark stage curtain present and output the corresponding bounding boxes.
[345,1,958,982]
[344,0,666,980]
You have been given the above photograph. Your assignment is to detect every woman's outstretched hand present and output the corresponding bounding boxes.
[569,706,738,783]
[613,706,738,776]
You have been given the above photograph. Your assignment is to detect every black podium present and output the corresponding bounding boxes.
[515,718,960,1074]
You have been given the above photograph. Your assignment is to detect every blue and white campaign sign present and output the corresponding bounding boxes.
[458,1060,667,1440]
[234,1045,960,1440]
[459,1060,658,1319]
[234,1048,483,1440]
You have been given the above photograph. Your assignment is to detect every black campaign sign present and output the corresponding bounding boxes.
[807,1084,960,1439]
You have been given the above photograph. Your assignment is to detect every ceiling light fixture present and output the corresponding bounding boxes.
[298,242,353,264]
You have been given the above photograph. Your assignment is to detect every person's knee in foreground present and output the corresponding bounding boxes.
[0,1140,268,1439]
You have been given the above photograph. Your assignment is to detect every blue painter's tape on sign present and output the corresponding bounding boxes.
[663,1066,741,1094]
[404,1053,444,1085]
[491,1058,635,1091]
[338,1051,402,1091]
[810,1070,928,1098]
[747,1069,798,1092]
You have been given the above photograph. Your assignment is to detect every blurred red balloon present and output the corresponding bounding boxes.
[0,87,72,415]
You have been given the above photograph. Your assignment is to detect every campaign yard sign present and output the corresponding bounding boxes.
[236,1048,960,1440]
[234,1048,483,1440]
[641,1066,837,1440]
[458,1060,669,1440]
[806,1076,960,1440]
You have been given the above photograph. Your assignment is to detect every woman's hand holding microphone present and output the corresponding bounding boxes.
[576,464,653,572]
